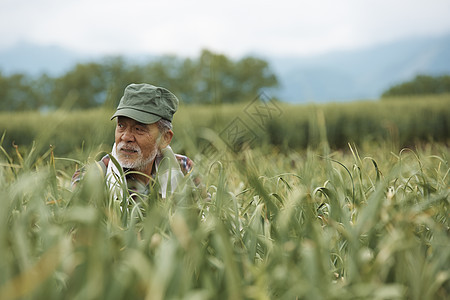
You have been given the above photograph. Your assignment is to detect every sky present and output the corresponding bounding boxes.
[1,0,450,58]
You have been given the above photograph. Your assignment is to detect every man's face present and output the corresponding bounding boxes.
[114,116,161,172]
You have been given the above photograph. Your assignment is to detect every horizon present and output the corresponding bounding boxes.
[1,27,450,102]
[1,33,450,103]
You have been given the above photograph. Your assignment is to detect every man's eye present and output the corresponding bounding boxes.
[136,126,146,133]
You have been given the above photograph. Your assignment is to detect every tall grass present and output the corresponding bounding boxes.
[0,125,448,299]
[1,94,449,158]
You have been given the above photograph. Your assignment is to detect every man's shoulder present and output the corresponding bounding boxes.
[174,154,194,175]
[98,154,111,173]
[71,154,110,186]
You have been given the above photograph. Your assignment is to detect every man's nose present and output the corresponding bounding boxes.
[121,128,135,142]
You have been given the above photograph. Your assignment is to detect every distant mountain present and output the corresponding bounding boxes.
[0,41,90,76]
[268,33,450,102]
[1,34,450,102]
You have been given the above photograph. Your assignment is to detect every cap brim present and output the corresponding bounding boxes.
[111,108,161,124]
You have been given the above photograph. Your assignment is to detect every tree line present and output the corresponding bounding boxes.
[382,74,450,98]
[2,51,448,111]
[0,49,278,111]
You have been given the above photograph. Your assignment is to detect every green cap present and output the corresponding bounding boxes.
[111,83,179,124]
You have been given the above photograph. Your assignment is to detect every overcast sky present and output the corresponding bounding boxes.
[1,0,450,57]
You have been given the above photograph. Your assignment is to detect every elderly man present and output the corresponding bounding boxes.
[72,83,193,199]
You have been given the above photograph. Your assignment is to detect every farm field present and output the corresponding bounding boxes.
[0,96,449,299]
[1,94,449,158]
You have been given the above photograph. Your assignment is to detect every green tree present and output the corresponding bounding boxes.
[50,57,145,109]
[382,74,450,98]
[182,49,278,104]
[51,62,107,109]
[235,56,278,100]
[0,72,41,111]
[1,49,279,111]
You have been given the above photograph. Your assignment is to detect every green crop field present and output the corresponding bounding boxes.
[1,94,449,157]
[0,96,449,299]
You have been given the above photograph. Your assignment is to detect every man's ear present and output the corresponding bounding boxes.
[159,130,173,149]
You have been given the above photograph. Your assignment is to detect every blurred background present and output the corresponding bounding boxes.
[0,0,449,157]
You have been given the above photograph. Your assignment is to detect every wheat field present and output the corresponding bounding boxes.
[0,124,448,299]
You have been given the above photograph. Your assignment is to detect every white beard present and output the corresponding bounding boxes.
[115,142,158,171]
